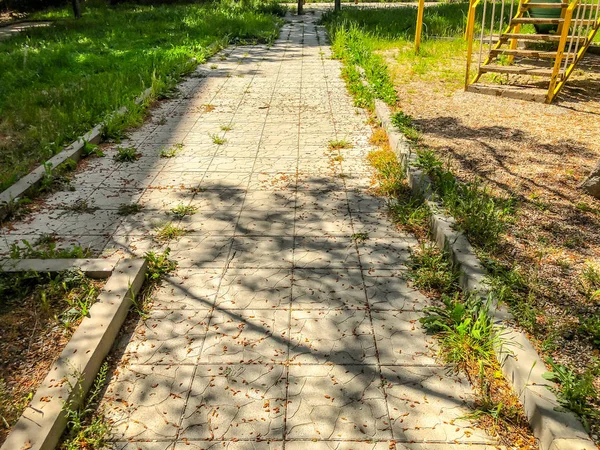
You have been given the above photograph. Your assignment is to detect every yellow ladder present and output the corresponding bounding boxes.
[465,0,600,103]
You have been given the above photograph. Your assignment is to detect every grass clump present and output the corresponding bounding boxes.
[328,139,352,150]
[366,147,404,197]
[391,111,420,141]
[543,358,599,432]
[113,146,140,163]
[155,223,187,242]
[117,202,144,216]
[10,238,90,259]
[415,149,513,249]
[409,243,457,295]
[145,248,178,283]
[60,363,110,450]
[160,143,183,158]
[0,1,284,192]
[171,204,198,219]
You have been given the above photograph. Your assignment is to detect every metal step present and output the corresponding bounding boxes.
[479,64,559,77]
[501,33,587,43]
[489,48,577,58]
[512,17,564,24]
[467,83,548,102]
[522,2,568,8]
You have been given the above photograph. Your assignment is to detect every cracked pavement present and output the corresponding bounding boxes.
[0,9,499,450]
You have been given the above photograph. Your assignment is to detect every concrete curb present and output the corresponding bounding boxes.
[0,258,148,450]
[0,87,153,222]
[374,99,597,450]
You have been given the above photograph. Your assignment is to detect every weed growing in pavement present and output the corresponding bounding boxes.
[145,248,178,283]
[160,143,184,158]
[117,203,144,216]
[10,240,90,259]
[113,146,140,163]
[366,147,405,197]
[155,223,187,242]
[351,232,369,243]
[60,363,110,450]
[220,124,233,131]
[202,104,216,113]
[171,204,198,219]
[62,199,97,214]
[543,358,599,431]
[209,133,227,145]
[82,142,104,158]
[328,139,352,150]
[409,243,458,295]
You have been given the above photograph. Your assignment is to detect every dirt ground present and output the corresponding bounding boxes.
[383,45,600,425]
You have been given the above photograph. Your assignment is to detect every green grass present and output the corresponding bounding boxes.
[0,0,284,191]
[170,203,198,219]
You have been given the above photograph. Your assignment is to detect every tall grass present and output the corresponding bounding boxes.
[0,0,284,191]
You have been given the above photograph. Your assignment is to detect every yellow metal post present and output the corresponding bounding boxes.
[415,0,425,54]
[547,0,578,102]
[465,0,480,88]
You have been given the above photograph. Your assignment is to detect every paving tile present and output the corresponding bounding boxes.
[285,443,390,450]
[294,236,360,269]
[216,268,292,310]
[381,366,493,444]
[169,235,233,268]
[363,270,431,311]
[235,210,295,236]
[291,268,367,309]
[152,269,221,310]
[102,365,193,441]
[371,311,438,366]
[294,210,353,236]
[229,236,294,268]
[201,309,289,363]
[289,309,376,364]
[357,238,414,269]
[179,364,286,440]
[173,442,281,450]
[117,309,211,365]
[286,364,391,440]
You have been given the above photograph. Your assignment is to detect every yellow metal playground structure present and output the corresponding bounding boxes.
[463,0,600,102]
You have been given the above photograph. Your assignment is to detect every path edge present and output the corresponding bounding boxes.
[0,258,147,450]
[374,99,597,450]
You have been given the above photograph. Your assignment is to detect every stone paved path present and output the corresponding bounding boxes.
[0,11,498,450]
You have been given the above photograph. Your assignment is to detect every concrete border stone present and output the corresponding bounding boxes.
[374,99,597,450]
[0,258,147,450]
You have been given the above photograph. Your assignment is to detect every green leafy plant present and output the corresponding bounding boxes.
[579,317,600,349]
[351,232,369,243]
[391,111,420,141]
[63,199,97,214]
[113,146,140,163]
[82,142,104,158]
[209,133,227,145]
[145,248,178,283]
[543,358,598,431]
